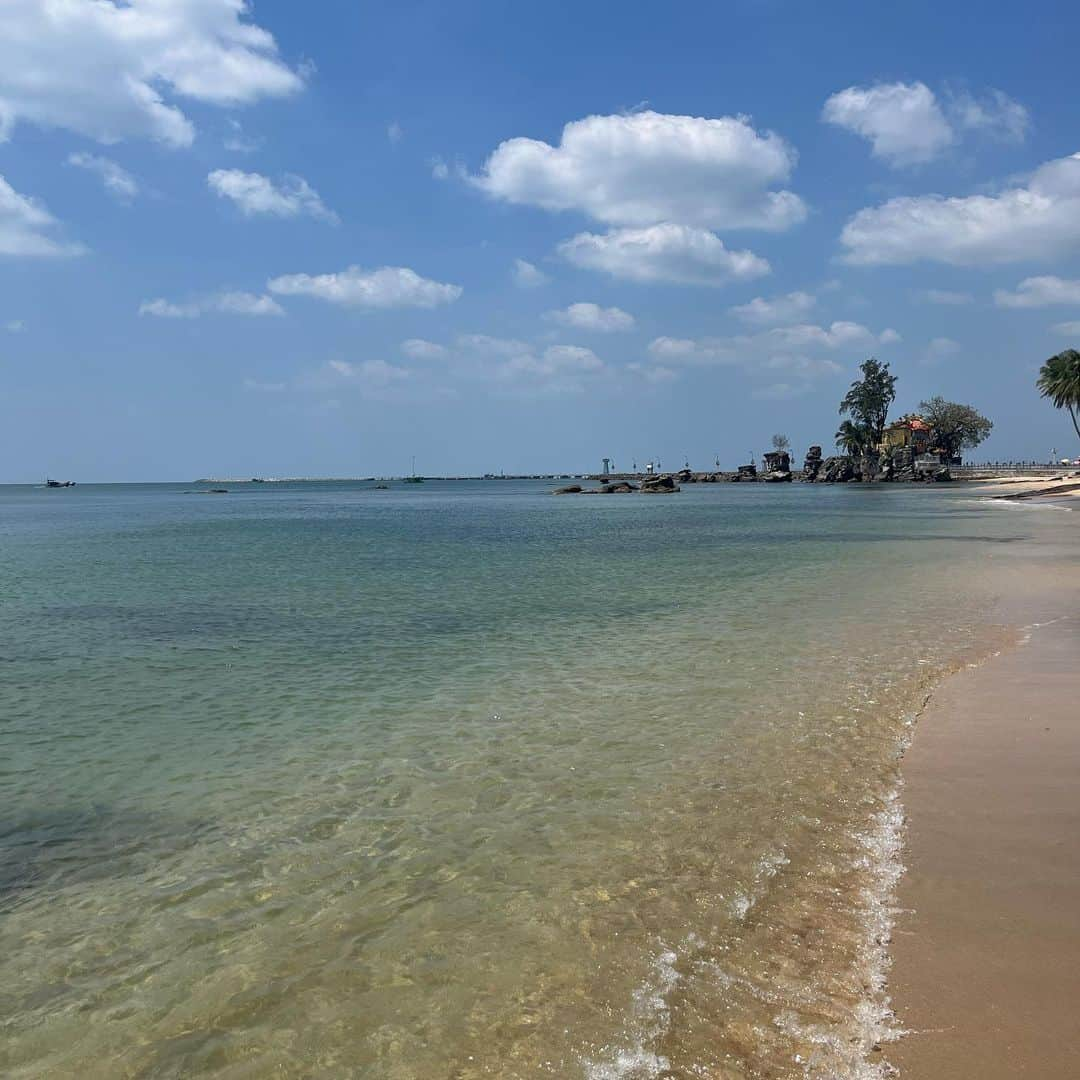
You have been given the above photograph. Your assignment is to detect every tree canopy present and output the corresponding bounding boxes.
[834,420,868,455]
[771,433,790,453]
[838,358,896,450]
[1036,348,1080,441]
[918,397,993,457]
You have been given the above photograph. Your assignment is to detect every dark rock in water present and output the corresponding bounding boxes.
[734,464,758,482]
[802,445,823,482]
[640,474,680,493]
[675,468,693,483]
[553,485,583,494]
[604,481,638,492]
[818,456,859,483]
[762,451,791,475]
[925,464,952,482]
[764,470,792,483]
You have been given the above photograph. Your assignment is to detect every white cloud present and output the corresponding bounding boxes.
[67,152,138,201]
[328,358,410,385]
[950,89,1029,142]
[993,276,1080,308]
[628,361,677,383]
[387,121,403,144]
[0,175,84,256]
[472,110,806,231]
[823,82,954,167]
[920,289,974,305]
[730,290,815,325]
[208,169,338,223]
[545,302,635,332]
[879,328,902,344]
[644,321,882,391]
[922,336,961,363]
[766,320,888,349]
[1052,321,1080,337]
[5,319,24,332]
[401,338,449,360]
[268,266,462,309]
[839,151,1080,265]
[0,0,303,148]
[214,291,284,316]
[559,224,770,286]
[139,291,283,318]
[513,258,548,287]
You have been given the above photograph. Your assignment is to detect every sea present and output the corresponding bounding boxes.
[1,478,1074,1079]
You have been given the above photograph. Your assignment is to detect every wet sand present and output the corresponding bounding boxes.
[887,618,1080,1078]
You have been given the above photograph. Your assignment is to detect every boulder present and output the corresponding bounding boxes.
[764,470,792,483]
[802,445,823,482]
[733,464,758,482]
[640,474,681,493]
[553,485,583,494]
[818,456,859,483]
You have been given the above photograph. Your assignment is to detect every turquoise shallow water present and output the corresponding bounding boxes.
[0,480,1068,1078]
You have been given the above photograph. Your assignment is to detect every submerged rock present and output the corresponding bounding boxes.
[553,485,583,494]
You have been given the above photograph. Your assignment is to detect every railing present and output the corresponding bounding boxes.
[952,463,1075,477]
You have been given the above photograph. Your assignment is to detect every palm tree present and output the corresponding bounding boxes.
[834,420,868,456]
[1037,349,1080,442]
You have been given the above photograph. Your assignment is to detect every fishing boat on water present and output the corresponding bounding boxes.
[45,478,76,488]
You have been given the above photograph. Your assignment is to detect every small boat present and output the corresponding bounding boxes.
[45,478,76,488]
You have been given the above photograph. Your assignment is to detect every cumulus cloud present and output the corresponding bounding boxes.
[839,151,1080,265]
[67,152,138,201]
[268,266,462,308]
[208,169,338,222]
[766,320,893,349]
[0,175,84,256]
[643,320,887,388]
[139,291,283,318]
[558,224,770,286]
[513,258,548,287]
[0,0,303,148]
[730,290,815,325]
[823,82,953,167]
[545,302,635,332]
[401,338,449,359]
[823,82,1028,168]
[993,276,1080,308]
[472,110,806,231]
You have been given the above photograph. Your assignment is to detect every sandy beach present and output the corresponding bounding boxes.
[887,610,1080,1077]
[965,473,1080,500]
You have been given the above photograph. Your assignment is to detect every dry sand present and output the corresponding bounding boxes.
[886,617,1080,1078]
[965,473,1080,500]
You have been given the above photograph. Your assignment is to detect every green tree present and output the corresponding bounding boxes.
[918,396,994,458]
[771,433,791,453]
[1036,348,1080,442]
[834,419,868,455]
[838,358,897,448]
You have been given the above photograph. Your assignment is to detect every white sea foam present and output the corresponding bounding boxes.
[583,945,679,1079]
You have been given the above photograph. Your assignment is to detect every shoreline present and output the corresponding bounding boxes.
[885,614,1080,1077]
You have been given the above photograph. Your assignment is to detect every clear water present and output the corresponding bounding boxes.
[0,480,1067,1078]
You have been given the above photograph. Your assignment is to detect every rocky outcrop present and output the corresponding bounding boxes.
[733,464,758,482]
[640,474,681,494]
[553,484,583,494]
[817,456,859,482]
[802,445,823,482]
[761,450,792,482]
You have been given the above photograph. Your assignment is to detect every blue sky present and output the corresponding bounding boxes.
[2,0,1079,481]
